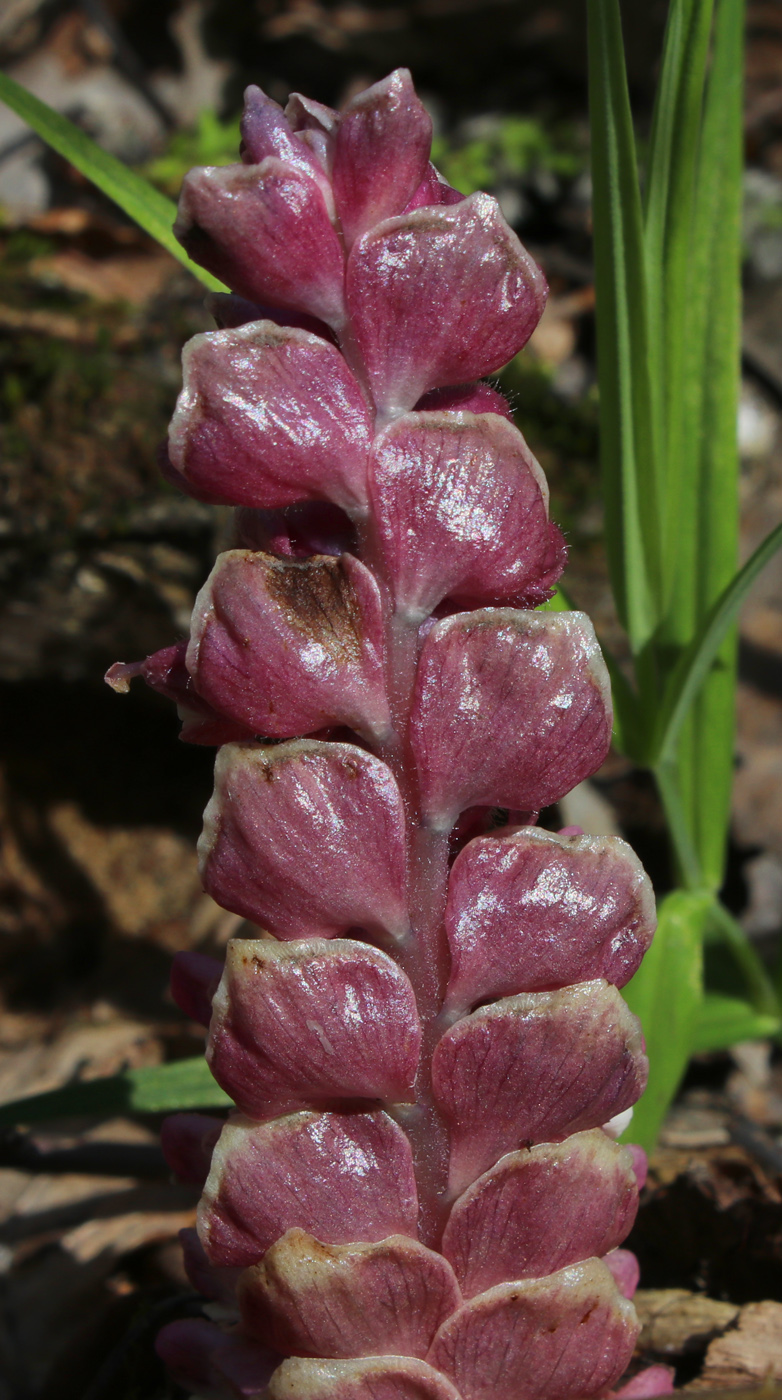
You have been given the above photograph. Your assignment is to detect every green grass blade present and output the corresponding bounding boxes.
[0,1056,229,1127]
[622,888,710,1150]
[707,900,779,1018]
[692,992,780,1054]
[654,520,782,766]
[0,72,224,291]
[587,0,660,654]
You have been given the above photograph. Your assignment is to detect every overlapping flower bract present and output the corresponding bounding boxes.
[108,69,672,1400]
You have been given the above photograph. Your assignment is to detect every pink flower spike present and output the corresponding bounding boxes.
[168,323,372,513]
[268,1356,463,1400]
[332,69,433,247]
[155,1317,278,1400]
[604,1248,641,1299]
[369,412,564,620]
[410,610,612,831]
[199,740,409,942]
[187,551,391,743]
[443,827,656,1014]
[427,1259,639,1400]
[176,158,346,326]
[347,195,547,416]
[170,950,224,1026]
[207,937,421,1118]
[610,1365,676,1398]
[441,1131,638,1297]
[198,1110,418,1267]
[432,981,647,1193]
[239,1229,461,1359]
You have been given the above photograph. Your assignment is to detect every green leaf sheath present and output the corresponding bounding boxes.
[0,1057,230,1127]
[692,992,780,1054]
[622,889,710,1151]
[0,72,225,291]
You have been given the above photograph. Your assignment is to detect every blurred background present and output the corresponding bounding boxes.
[1,2,782,1396]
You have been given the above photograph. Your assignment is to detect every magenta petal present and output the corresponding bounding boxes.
[240,85,325,185]
[347,196,546,415]
[199,740,409,942]
[188,551,391,743]
[170,950,224,1026]
[198,1110,418,1267]
[180,1226,243,1306]
[404,163,465,212]
[604,1248,640,1299]
[441,1131,638,1297]
[427,1259,639,1400]
[369,413,563,619]
[410,611,612,830]
[414,382,514,420]
[269,1356,463,1400]
[105,643,253,746]
[160,1113,223,1185]
[432,981,647,1193]
[444,828,656,1014]
[611,1365,676,1398]
[156,1318,278,1400]
[176,159,345,326]
[332,69,432,247]
[207,937,421,1118]
[240,1228,461,1359]
[168,323,372,512]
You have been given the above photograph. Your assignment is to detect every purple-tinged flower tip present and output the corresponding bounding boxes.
[198,1110,418,1267]
[443,828,656,1014]
[240,85,327,184]
[410,611,613,831]
[269,1355,463,1400]
[427,1260,639,1400]
[207,937,421,1119]
[187,551,391,744]
[441,1131,638,1298]
[160,1113,223,1185]
[414,382,514,419]
[180,1227,243,1306]
[285,92,339,136]
[155,1317,278,1400]
[168,323,372,513]
[432,981,647,1193]
[105,642,253,746]
[198,740,409,943]
[369,412,564,620]
[235,503,356,558]
[404,162,465,212]
[604,1248,640,1299]
[170,950,224,1026]
[239,1229,461,1360]
[346,195,547,416]
[332,69,432,248]
[610,1365,676,1398]
[176,158,346,325]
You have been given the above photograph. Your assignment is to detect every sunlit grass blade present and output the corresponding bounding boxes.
[692,992,780,1055]
[0,71,225,292]
[587,0,660,655]
[622,889,710,1150]
[654,519,782,767]
[0,1056,229,1127]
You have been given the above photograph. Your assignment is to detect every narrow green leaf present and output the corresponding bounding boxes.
[0,1056,229,1127]
[654,519,782,766]
[692,992,779,1054]
[0,71,224,291]
[707,900,780,1018]
[622,888,710,1150]
[587,0,660,653]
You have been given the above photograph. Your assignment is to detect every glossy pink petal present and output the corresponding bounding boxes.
[443,827,656,1014]
[198,1110,418,1267]
[604,1249,640,1299]
[170,950,224,1026]
[240,1228,461,1359]
[404,163,465,211]
[414,382,514,419]
[199,740,409,942]
[410,611,612,830]
[207,937,421,1118]
[167,323,372,512]
[160,1113,223,1185]
[332,69,432,247]
[427,1259,639,1400]
[432,981,647,1192]
[611,1365,675,1398]
[240,85,326,185]
[269,1356,463,1400]
[369,412,563,619]
[347,195,546,415]
[441,1131,638,1297]
[187,551,391,743]
[175,159,345,326]
[155,1317,278,1400]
